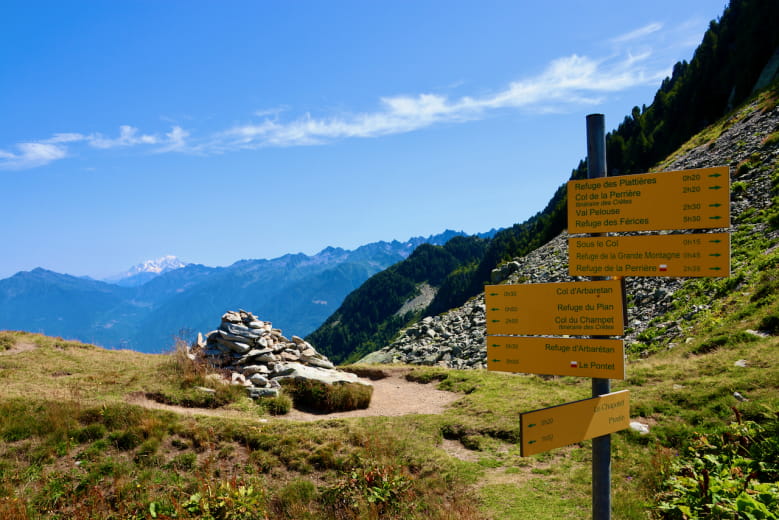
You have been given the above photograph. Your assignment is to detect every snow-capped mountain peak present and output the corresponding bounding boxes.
[104,255,188,286]
[128,255,187,275]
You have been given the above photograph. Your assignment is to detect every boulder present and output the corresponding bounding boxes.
[272,362,370,386]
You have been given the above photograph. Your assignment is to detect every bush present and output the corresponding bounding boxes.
[758,313,779,334]
[655,413,779,518]
[261,394,292,416]
[281,380,372,413]
[322,463,414,517]
[73,424,107,443]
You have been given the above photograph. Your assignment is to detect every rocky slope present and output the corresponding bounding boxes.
[362,91,779,368]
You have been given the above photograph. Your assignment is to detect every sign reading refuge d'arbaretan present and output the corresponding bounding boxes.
[487,336,625,379]
[485,279,624,336]
[568,232,730,278]
[520,390,630,456]
[567,166,729,234]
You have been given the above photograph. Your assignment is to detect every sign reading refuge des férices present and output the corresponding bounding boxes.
[567,166,729,234]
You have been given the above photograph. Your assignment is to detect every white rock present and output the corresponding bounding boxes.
[629,421,650,435]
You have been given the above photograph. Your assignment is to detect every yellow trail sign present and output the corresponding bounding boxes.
[568,166,729,233]
[485,279,624,336]
[487,336,625,379]
[520,390,630,456]
[568,232,730,278]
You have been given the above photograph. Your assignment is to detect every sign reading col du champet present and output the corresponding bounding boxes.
[485,279,624,336]
[567,166,729,234]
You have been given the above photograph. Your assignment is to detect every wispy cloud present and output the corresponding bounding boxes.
[0,142,69,170]
[88,125,158,149]
[1,22,677,170]
[610,22,663,44]
[217,51,664,150]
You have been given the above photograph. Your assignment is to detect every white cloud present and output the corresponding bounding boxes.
[0,142,68,170]
[154,126,190,153]
[610,22,663,44]
[44,133,88,144]
[88,125,158,149]
[217,48,662,150]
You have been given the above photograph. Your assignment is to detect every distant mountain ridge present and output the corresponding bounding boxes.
[0,229,495,352]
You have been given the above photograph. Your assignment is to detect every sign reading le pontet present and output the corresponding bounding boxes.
[487,336,625,380]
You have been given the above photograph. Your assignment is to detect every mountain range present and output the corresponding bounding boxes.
[0,229,494,352]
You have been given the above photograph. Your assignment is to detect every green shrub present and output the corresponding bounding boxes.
[758,313,779,334]
[322,463,413,517]
[108,429,142,451]
[281,380,372,413]
[73,424,107,443]
[168,452,198,471]
[134,438,161,465]
[655,414,779,518]
[261,394,292,416]
[270,479,317,516]
[181,479,267,519]
[690,331,758,354]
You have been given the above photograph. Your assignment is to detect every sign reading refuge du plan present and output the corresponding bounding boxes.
[485,279,625,336]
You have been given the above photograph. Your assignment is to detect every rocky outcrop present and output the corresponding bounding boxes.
[192,309,368,398]
[362,95,779,368]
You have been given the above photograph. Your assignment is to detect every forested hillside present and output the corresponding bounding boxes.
[307,0,779,363]
[308,236,488,362]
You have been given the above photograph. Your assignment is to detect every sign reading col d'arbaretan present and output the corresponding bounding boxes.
[568,166,729,234]
[485,279,624,336]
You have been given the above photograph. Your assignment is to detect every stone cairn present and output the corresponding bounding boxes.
[191,309,367,399]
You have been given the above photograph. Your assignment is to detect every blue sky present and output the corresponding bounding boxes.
[0,0,728,279]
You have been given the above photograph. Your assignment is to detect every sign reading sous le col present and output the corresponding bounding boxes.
[485,279,624,336]
[568,232,730,278]
[567,166,729,234]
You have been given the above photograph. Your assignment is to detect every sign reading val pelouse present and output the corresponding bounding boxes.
[568,232,731,277]
[567,166,729,234]
[487,336,625,379]
[520,390,630,456]
[485,279,624,336]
